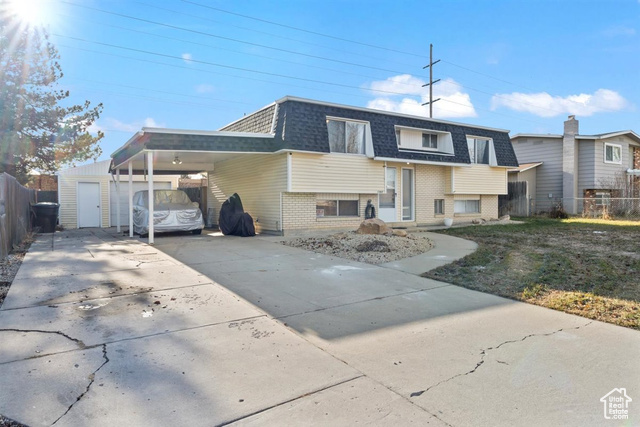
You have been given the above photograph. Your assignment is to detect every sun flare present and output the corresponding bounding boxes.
[6,0,49,28]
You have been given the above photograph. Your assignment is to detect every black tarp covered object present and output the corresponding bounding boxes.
[219,193,256,237]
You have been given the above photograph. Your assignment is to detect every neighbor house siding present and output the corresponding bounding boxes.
[592,136,635,190]
[577,140,596,197]
[207,153,287,233]
[511,137,564,202]
[449,166,507,195]
[289,153,384,194]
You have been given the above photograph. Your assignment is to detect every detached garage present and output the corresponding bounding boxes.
[57,160,179,229]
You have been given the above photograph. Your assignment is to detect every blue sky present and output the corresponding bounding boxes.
[14,0,640,164]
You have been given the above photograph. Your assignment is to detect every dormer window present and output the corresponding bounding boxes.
[466,137,492,164]
[422,133,438,149]
[395,126,453,155]
[327,118,366,154]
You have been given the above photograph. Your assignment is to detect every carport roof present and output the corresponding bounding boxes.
[110,128,279,173]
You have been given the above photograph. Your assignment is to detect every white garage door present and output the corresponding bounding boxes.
[109,181,172,227]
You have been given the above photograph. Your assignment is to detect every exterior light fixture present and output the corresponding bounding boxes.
[172,156,182,165]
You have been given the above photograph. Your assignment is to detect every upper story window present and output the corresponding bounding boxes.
[604,143,622,164]
[395,126,453,155]
[327,119,366,154]
[422,133,438,149]
[466,137,492,164]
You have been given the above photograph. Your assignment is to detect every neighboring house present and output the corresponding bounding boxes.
[511,115,640,214]
[57,160,179,229]
[110,96,518,236]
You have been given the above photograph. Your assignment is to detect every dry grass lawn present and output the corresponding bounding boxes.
[423,217,640,329]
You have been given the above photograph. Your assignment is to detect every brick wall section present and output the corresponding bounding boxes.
[415,164,454,225]
[282,193,378,234]
[480,195,499,219]
[634,148,640,169]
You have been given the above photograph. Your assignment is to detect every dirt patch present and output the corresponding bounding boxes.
[423,218,640,329]
[283,232,433,264]
[0,234,34,309]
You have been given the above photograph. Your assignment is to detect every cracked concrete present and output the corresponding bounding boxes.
[1,228,639,426]
[51,344,109,426]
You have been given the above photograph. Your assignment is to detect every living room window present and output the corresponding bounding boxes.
[604,143,622,164]
[434,199,444,215]
[316,200,359,217]
[327,119,366,154]
[466,137,492,164]
[454,200,480,214]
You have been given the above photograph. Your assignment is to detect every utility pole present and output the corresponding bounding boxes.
[422,43,441,118]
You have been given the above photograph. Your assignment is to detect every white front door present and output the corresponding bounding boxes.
[78,182,101,228]
[378,167,396,222]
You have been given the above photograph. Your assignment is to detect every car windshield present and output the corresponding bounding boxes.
[133,190,193,208]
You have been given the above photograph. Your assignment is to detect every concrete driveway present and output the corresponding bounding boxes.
[0,228,638,426]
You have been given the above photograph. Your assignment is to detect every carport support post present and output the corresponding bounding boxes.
[147,151,154,244]
[128,161,133,238]
[116,168,121,233]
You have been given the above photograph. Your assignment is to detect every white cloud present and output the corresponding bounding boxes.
[87,122,103,134]
[195,84,215,94]
[490,89,630,117]
[105,117,166,132]
[366,74,477,118]
[182,53,193,64]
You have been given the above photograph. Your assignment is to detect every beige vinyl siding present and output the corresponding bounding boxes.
[450,166,507,194]
[592,136,636,191]
[58,175,110,229]
[208,153,287,233]
[290,153,384,194]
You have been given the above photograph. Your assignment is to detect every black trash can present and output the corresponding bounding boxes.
[31,202,59,233]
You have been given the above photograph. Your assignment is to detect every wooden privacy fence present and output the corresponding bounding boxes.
[0,173,36,259]
[498,181,529,217]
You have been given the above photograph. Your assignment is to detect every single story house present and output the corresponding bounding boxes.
[57,160,179,229]
[511,115,640,214]
[109,96,518,240]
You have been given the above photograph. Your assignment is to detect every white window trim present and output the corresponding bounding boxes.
[326,116,370,155]
[395,125,454,155]
[604,143,622,165]
[400,167,415,222]
[466,136,497,166]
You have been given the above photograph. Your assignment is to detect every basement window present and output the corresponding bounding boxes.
[454,200,480,214]
[434,199,444,215]
[316,200,359,217]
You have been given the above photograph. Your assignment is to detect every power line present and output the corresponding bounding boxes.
[134,1,422,70]
[181,0,425,58]
[52,34,427,97]
[65,76,253,105]
[53,11,423,88]
[59,1,425,77]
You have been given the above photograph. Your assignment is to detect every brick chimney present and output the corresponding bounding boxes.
[562,115,579,213]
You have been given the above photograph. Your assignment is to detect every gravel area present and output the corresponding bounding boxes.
[0,415,27,427]
[0,234,34,309]
[282,231,433,264]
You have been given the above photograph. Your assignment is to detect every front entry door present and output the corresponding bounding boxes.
[78,182,101,228]
[402,168,414,221]
[378,167,396,222]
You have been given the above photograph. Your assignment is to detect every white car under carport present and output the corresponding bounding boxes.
[132,189,204,236]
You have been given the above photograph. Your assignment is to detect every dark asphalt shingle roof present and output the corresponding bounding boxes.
[272,99,518,167]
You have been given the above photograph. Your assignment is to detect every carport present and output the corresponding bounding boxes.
[109,128,278,244]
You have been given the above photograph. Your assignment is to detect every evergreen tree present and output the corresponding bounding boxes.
[0,17,103,183]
